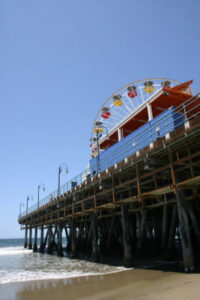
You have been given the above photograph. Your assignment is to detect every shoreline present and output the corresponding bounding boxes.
[0,267,126,285]
[1,269,200,300]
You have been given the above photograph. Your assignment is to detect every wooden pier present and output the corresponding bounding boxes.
[18,113,200,272]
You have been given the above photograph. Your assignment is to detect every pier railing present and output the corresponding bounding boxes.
[19,92,200,219]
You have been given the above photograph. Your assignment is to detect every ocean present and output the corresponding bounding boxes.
[0,239,124,285]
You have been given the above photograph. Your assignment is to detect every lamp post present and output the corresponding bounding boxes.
[26,195,33,215]
[94,122,109,175]
[19,202,24,218]
[58,163,68,195]
[37,183,45,208]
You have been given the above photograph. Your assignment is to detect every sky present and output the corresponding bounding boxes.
[0,0,200,238]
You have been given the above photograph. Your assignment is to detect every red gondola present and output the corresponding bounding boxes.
[101,111,111,119]
[128,90,137,98]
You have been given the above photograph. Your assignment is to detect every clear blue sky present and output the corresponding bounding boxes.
[0,0,200,238]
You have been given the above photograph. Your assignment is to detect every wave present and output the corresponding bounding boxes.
[0,246,32,256]
[0,268,125,284]
[0,245,126,285]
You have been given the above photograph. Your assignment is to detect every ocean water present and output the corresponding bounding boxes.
[0,239,124,284]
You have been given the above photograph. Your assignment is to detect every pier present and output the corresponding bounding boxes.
[18,79,200,272]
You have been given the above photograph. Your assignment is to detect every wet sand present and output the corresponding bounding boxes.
[1,269,200,300]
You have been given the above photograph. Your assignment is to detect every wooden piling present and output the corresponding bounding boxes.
[121,204,133,267]
[24,225,28,248]
[167,206,178,256]
[161,205,168,251]
[39,225,44,252]
[33,226,38,252]
[176,190,194,272]
[70,219,77,258]
[47,225,53,254]
[57,225,63,256]
[28,226,32,250]
[137,209,147,254]
[188,204,200,248]
[91,212,98,262]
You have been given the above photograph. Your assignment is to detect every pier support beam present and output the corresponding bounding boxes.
[28,227,32,249]
[33,226,38,252]
[167,206,177,256]
[121,204,133,267]
[65,226,71,251]
[24,225,28,248]
[70,219,77,258]
[137,209,147,253]
[161,205,168,251]
[47,226,53,254]
[91,212,99,262]
[106,216,115,252]
[176,190,194,272]
[57,225,63,257]
[39,225,44,252]
[188,205,200,248]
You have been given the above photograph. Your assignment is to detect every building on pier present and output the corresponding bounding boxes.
[18,78,200,272]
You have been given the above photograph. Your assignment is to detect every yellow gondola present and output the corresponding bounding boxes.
[94,127,103,134]
[144,81,154,93]
[113,95,123,106]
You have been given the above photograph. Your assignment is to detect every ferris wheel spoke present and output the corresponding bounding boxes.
[121,98,133,114]
[121,90,135,110]
[108,116,122,123]
[107,110,124,122]
[100,115,120,124]
[122,93,136,110]
[116,104,130,117]
[139,87,145,105]
[111,107,127,120]
[125,93,139,111]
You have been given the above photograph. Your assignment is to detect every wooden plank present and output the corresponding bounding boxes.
[116,195,138,204]
[177,175,200,188]
[142,185,173,198]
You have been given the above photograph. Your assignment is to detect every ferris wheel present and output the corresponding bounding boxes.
[90,78,195,155]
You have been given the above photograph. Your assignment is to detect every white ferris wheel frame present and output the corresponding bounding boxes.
[91,78,196,151]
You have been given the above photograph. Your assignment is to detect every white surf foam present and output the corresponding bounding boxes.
[0,268,126,284]
[0,246,32,256]
[0,245,126,284]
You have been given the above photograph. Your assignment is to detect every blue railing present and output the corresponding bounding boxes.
[19,167,91,218]
[89,106,184,174]
[19,93,200,219]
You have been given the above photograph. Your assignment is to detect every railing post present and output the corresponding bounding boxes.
[183,103,188,122]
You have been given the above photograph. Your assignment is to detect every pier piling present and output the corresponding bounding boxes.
[33,226,38,252]
[28,226,32,250]
[121,204,133,267]
[57,225,63,256]
[24,225,28,248]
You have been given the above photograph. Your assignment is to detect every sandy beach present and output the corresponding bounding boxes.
[1,269,200,300]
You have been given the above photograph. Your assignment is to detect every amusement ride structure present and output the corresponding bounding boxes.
[89,78,196,175]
